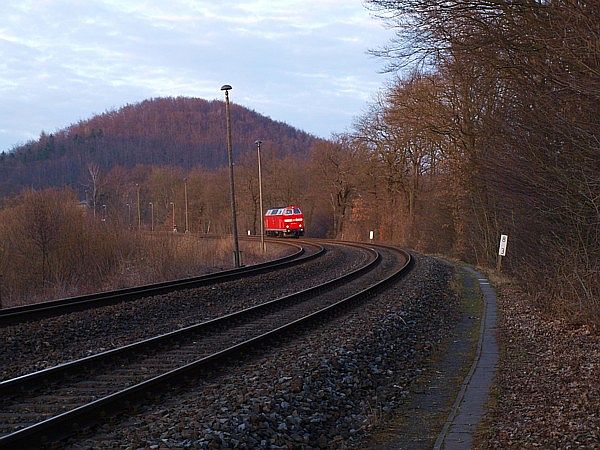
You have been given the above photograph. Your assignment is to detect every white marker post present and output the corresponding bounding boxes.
[369,230,374,243]
[497,234,508,272]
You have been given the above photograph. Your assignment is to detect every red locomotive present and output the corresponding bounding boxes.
[264,205,305,237]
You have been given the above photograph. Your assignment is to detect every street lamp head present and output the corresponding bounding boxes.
[220,84,232,91]
[255,140,262,146]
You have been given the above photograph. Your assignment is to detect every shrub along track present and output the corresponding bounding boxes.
[0,240,410,447]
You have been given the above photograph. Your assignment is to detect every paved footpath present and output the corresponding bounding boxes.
[433,268,499,450]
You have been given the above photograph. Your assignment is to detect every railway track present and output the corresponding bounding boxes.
[1,240,364,382]
[0,241,411,448]
[0,238,322,326]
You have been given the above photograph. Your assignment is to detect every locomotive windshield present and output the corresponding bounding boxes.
[265,207,301,216]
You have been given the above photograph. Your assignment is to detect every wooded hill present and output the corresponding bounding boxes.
[0,97,319,197]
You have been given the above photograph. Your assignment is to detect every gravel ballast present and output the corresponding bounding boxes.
[66,254,461,449]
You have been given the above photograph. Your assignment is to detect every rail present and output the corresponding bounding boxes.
[0,242,411,447]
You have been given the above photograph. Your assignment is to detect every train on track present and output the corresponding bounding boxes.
[264,205,304,237]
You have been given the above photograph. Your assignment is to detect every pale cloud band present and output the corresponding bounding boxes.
[0,0,392,151]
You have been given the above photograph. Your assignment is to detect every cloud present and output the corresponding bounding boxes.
[0,0,394,150]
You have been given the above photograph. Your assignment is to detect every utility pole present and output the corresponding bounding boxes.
[255,140,265,253]
[221,84,241,267]
[136,183,141,230]
[184,178,189,233]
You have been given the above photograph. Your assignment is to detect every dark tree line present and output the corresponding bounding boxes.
[345,0,600,323]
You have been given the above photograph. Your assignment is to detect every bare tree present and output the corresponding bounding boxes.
[365,0,600,321]
[86,163,103,218]
[308,139,360,239]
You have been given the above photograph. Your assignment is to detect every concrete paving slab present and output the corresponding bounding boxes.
[433,268,499,450]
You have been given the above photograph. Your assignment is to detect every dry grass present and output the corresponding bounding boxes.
[0,230,288,308]
[100,234,290,295]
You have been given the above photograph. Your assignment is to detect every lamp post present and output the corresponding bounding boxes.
[149,202,154,231]
[170,201,176,232]
[136,183,141,230]
[221,84,241,267]
[184,178,189,233]
[126,203,131,228]
[255,139,265,253]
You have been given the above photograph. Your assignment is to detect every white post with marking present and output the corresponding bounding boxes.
[497,234,508,272]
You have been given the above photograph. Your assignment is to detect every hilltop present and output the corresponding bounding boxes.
[0,97,320,196]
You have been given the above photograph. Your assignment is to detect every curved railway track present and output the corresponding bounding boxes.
[0,240,411,448]
[0,239,323,326]
[1,240,367,382]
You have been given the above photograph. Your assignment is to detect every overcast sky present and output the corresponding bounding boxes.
[0,0,394,152]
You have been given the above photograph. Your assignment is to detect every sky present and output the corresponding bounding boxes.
[0,0,395,152]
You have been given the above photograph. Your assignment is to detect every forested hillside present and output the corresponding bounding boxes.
[0,97,318,196]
